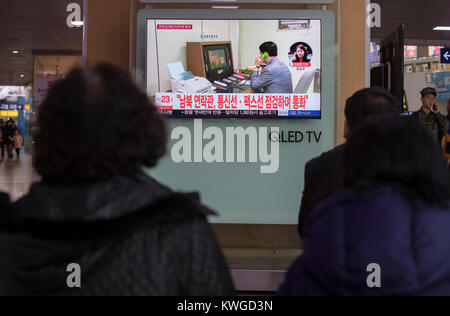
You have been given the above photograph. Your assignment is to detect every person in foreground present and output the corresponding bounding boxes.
[280,115,450,296]
[0,63,234,296]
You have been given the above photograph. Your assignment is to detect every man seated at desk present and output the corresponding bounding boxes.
[250,41,293,94]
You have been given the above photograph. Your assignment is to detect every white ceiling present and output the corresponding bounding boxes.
[0,0,83,86]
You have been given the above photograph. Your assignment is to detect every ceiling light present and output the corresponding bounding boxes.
[71,21,84,26]
[12,50,19,54]
[433,26,450,31]
[19,74,25,78]
[212,5,239,9]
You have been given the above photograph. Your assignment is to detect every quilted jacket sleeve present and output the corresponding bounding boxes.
[153,212,235,296]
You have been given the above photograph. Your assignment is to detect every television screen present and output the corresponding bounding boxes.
[146,18,322,119]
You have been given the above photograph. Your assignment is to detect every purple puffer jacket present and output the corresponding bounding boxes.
[279,186,450,296]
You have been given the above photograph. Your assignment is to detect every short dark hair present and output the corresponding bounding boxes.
[344,115,450,208]
[35,63,167,184]
[259,42,278,57]
[345,87,401,132]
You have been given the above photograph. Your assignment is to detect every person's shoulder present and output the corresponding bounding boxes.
[151,192,215,223]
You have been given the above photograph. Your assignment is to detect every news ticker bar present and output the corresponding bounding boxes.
[156,93,321,113]
[159,109,321,118]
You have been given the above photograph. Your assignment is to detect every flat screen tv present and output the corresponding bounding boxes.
[140,11,324,119]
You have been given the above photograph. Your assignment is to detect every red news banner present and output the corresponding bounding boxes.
[155,93,320,112]
[157,24,193,30]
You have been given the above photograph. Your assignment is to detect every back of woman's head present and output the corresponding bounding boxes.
[35,63,167,184]
[344,115,450,208]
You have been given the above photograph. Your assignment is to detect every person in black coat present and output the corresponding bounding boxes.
[0,63,234,296]
[298,87,401,238]
[1,120,14,160]
[5,120,16,159]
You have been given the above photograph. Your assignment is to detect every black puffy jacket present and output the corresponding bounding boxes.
[0,172,234,296]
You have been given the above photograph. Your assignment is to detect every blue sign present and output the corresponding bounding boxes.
[0,104,19,111]
[441,48,450,64]
[426,71,450,100]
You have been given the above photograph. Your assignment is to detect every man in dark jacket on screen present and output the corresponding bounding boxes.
[298,87,401,238]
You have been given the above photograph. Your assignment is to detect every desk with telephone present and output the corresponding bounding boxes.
[167,61,253,94]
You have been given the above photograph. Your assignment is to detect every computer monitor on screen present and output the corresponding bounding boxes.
[204,44,234,82]
[187,42,234,82]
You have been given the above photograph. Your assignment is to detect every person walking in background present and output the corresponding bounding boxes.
[0,63,234,296]
[13,129,22,159]
[412,87,449,144]
[280,115,450,296]
[298,87,401,238]
[1,119,8,161]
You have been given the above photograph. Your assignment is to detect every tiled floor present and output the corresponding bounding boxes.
[0,151,41,202]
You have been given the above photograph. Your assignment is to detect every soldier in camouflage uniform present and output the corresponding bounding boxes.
[412,87,449,144]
